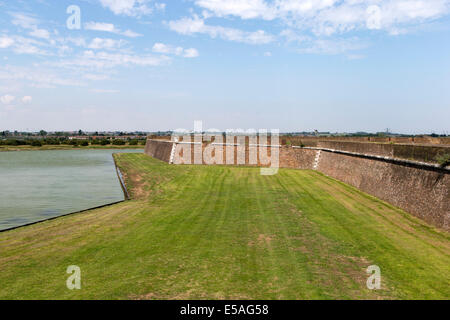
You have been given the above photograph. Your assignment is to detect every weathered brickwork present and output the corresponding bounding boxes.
[317,141,394,157]
[145,139,449,230]
[280,147,316,169]
[144,139,173,163]
[317,141,449,163]
[145,139,317,169]
[317,151,449,231]
[285,135,450,146]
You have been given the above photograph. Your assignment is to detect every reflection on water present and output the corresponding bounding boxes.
[0,149,142,231]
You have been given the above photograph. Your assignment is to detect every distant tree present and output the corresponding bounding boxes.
[5,139,19,146]
[43,138,60,145]
[31,140,42,147]
[112,139,126,145]
[129,139,138,145]
[78,130,84,136]
[80,140,89,147]
[100,139,110,146]
[39,130,47,136]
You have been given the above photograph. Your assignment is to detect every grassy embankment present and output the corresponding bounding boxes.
[0,153,448,299]
[0,145,144,152]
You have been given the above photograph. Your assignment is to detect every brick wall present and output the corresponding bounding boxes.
[145,138,317,169]
[145,139,449,230]
[284,136,450,146]
[280,147,316,169]
[317,151,449,230]
[317,141,449,163]
[317,141,394,157]
[144,139,173,163]
[172,143,317,169]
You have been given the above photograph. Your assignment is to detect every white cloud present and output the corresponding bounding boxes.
[88,38,126,50]
[22,96,32,104]
[99,0,153,16]
[84,22,143,38]
[155,3,166,11]
[0,36,14,48]
[297,38,368,55]
[1,94,15,105]
[53,50,172,69]
[0,65,85,88]
[85,22,118,33]
[281,29,368,55]
[29,28,50,39]
[264,51,272,56]
[83,73,111,81]
[152,43,199,58]
[10,12,39,29]
[66,37,88,47]
[183,48,199,58]
[173,0,450,55]
[152,43,182,54]
[195,0,275,19]
[10,13,52,40]
[121,30,142,38]
[193,0,450,36]
[168,16,274,44]
[11,36,49,55]
[280,29,310,43]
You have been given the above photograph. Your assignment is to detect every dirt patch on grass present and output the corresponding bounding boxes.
[129,173,151,199]
[132,291,254,300]
[274,197,384,299]
[117,164,151,200]
[248,234,274,247]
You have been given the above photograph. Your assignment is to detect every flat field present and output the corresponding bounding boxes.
[0,154,448,299]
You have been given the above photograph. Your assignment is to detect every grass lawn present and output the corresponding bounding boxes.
[0,153,448,299]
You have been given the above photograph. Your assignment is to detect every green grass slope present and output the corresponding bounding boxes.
[0,154,448,299]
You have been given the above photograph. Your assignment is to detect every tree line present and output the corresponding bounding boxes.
[0,137,146,147]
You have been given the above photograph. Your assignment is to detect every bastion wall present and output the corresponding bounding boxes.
[144,139,449,231]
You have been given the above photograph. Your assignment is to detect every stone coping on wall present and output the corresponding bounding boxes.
[147,139,449,173]
[295,146,450,174]
[319,139,450,147]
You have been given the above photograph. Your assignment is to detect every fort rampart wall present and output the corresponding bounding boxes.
[316,150,449,230]
[145,139,449,230]
[144,139,173,163]
[316,141,448,163]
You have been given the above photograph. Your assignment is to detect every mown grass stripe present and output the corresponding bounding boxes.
[0,154,448,300]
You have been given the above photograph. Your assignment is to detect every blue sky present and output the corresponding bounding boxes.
[0,0,449,133]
